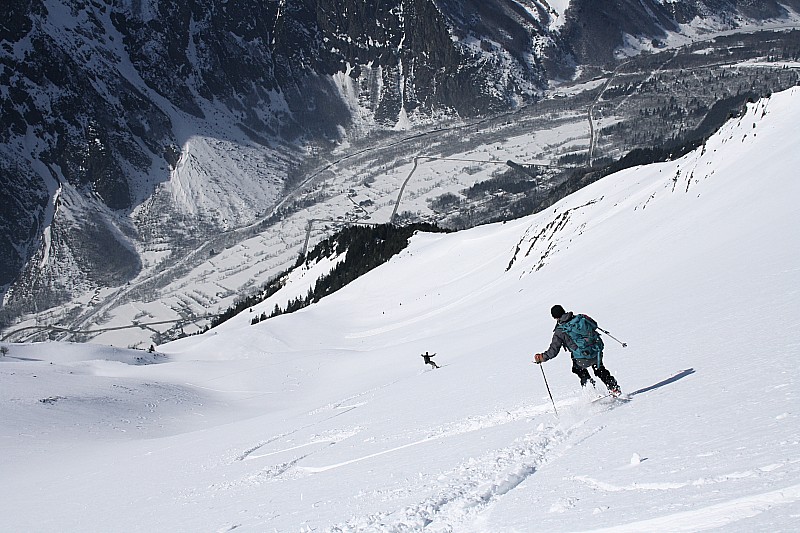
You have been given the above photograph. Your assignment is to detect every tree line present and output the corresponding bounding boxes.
[204,222,447,329]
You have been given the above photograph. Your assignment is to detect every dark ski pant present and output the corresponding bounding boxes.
[571,359,618,390]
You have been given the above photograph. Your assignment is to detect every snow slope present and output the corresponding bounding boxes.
[1,88,799,532]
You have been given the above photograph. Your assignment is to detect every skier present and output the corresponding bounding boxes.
[420,351,440,369]
[534,305,621,395]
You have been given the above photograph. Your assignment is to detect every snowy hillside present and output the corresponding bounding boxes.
[1,88,799,532]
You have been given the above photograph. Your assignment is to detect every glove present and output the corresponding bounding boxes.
[534,353,545,364]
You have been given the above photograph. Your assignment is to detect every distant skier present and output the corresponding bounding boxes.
[534,305,621,395]
[421,351,440,369]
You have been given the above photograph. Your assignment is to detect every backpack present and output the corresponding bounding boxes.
[558,314,604,365]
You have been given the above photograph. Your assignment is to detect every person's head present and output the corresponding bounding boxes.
[551,305,566,319]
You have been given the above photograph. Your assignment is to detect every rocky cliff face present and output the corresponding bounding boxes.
[666,0,800,24]
[562,0,800,64]
[0,0,568,320]
[111,0,564,124]
[1,0,797,325]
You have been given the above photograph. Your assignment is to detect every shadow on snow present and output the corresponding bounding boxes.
[629,368,695,397]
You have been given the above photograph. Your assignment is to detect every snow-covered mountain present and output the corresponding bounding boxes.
[3,0,800,339]
[2,87,798,532]
[0,0,567,311]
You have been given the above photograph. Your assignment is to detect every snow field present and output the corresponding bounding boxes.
[1,88,799,531]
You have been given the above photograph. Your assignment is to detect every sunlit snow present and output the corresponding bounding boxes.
[1,88,799,532]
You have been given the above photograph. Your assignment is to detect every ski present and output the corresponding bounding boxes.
[591,393,632,403]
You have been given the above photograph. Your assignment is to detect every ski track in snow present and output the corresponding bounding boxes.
[211,391,624,528]
[236,380,402,462]
[235,414,362,463]
[571,457,797,492]
[323,396,629,531]
[581,483,800,533]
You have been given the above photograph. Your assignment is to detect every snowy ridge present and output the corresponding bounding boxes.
[1,88,799,531]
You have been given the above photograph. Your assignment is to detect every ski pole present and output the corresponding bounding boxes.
[597,327,627,347]
[539,364,558,417]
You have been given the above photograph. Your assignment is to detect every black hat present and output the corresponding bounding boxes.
[551,305,565,319]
